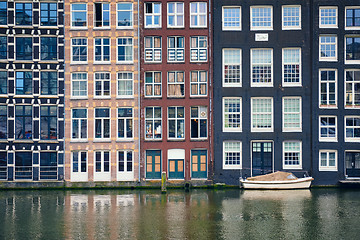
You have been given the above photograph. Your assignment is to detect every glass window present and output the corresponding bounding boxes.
[117,72,133,97]
[223,49,241,87]
[117,3,133,27]
[283,141,302,169]
[94,72,110,98]
[40,3,57,26]
[0,2,7,25]
[0,151,7,180]
[71,73,87,97]
[168,106,184,139]
[190,2,207,28]
[40,106,57,140]
[145,107,162,140]
[345,70,360,107]
[95,151,110,173]
[145,72,161,97]
[72,151,87,173]
[345,37,360,62]
[250,6,272,30]
[222,7,241,30]
[144,36,162,62]
[345,116,360,142]
[40,152,57,180]
[251,98,273,132]
[72,38,87,63]
[167,36,184,62]
[0,71,7,94]
[71,3,87,27]
[168,2,184,28]
[319,7,337,28]
[117,37,133,63]
[319,116,337,141]
[167,71,184,98]
[95,108,110,140]
[283,97,302,132]
[319,70,337,107]
[0,105,6,139]
[282,5,301,30]
[94,38,110,62]
[319,150,337,171]
[223,141,241,169]
[94,3,110,28]
[15,152,32,179]
[346,7,360,29]
[41,72,57,95]
[145,2,161,28]
[190,71,207,97]
[15,72,32,95]
[15,3,32,25]
[319,35,337,61]
[118,150,133,172]
[117,108,133,139]
[283,48,301,86]
[0,36,7,59]
[191,106,207,139]
[223,98,241,132]
[190,36,207,62]
[41,37,57,61]
[251,49,272,86]
[15,105,32,139]
[72,109,87,140]
[16,37,32,60]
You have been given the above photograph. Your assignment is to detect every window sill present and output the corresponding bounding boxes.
[222,28,242,31]
[250,84,273,88]
[282,27,301,31]
[116,27,134,30]
[70,27,88,31]
[167,26,185,29]
[38,140,59,143]
[345,60,360,64]
[93,27,111,30]
[116,62,134,65]
[93,62,111,65]
[223,166,242,170]
[345,105,360,109]
[282,129,302,133]
[167,138,185,141]
[13,95,34,98]
[345,138,360,143]
[319,138,338,142]
[145,96,162,98]
[145,139,163,141]
[116,96,134,99]
[70,97,88,100]
[93,97,111,100]
[14,60,34,63]
[144,26,162,29]
[190,26,208,29]
[223,84,242,88]
[39,60,59,63]
[13,26,34,28]
[223,129,242,133]
[116,139,134,142]
[167,96,185,99]
[190,60,208,63]
[319,25,338,29]
[167,61,185,64]
[283,166,302,170]
[319,105,337,109]
[93,139,112,143]
[13,140,34,143]
[38,95,59,98]
[144,61,163,64]
[250,28,273,31]
[345,27,360,31]
[190,138,208,141]
[70,62,88,65]
[282,83,302,87]
[319,168,337,172]
[70,140,89,143]
[190,95,208,98]
[319,58,338,62]
[38,26,59,29]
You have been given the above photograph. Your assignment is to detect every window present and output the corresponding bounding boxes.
[0,36,7,59]
[40,106,57,140]
[191,106,207,139]
[144,36,161,62]
[95,151,110,173]
[145,72,161,97]
[72,109,87,140]
[319,150,337,171]
[251,98,273,132]
[190,36,207,62]
[15,105,32,139]
[319,116,337,141]
[40,152,57,180]
[251,49,273,87]
[190,2,207,28]
[41,71,57,95]
[15,152,32,180]
[41,37,57,61]
[71,3,87,27]
[94,3,110,28]
[168,2,184,28]
[282,5,301,30]
[345,37,360,63]
[95,108,110,140]
[167,36,184,62]
[223,98,241,132]
[223,141,241,169]
[145,2,161,28]
[319,35,337,61]
[345,70,360,107]
[319,70,337,107]
[72,151,87,173]
[190,71,207,97]
[0,105,6,139]
[346,7,360,29]
[223,49,241,87]
[15,72,32,95]
[0,152,6,180]
[250,6,272,30]
[117,108,133,140]
[16,37,32,60]
[167,71,184,98]
[40,3,57,26]
[222,7,241,31]
[94,38,110,63]
[15,3,32,25]
[168,106,184,140]
[72,38,87,63]
[319,7,337,28]
[71,73,87,98]
[117,38,133,63]
[282,48,301,86]
[94,72,110,98]
[145,107,162,140]
[283,97,302,132]
[118,150,133,173]
[0,2,7,25]
[117,3,133,27]
[117,72,133,97]
[0,71,7,94]
[283,141,302,169]
[345,116,360,142]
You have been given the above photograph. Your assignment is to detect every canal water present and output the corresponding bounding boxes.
[0,189,360,240]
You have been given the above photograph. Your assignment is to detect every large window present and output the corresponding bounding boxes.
[144,36,161,62]
[319,116,337,142]
[15,72,32,95]
[15,152,32,180]
[145,107,162,140]
[167,36,184,62]
[117,3,133,27]
[15,105,32,140]
[0,152,6,180]
[319,69,337,107]
[94,38,110,63]
[0,36,7,59]
[41,71,57,95]
[190,36,207,62]
[145,72,161,97]
[72,38,87,63]
[117,72,133,97]
[319,7,337,28]
[282,5,301,30]
[95,151,110,173]
[40,2,57,26]
[72,151,87,173]
[95,108,110,140]
[319,35,337,61]
[168,106,184,140]
[72,109,87,140]
[15,3,32,25]
[71,3,87,27]
[117,108,133,140]
[250,6,272,30]
[346,7,360,29]
[222,7,241,31]
[167,71,184,98]
[145,2,161,28]
[283,97,302,132]
[40,106,57,140]
[345,116,360,142]
[251,49,273,87]
[41,37,57,61]
[282,48,301,86]
[118,150,133,174]
[0,2,7,25]
[283,141,302,169]
[190,71,207,97]
[0,105,6,139]
[251,98,273,132]
[345,37,360,63]
[319,150,337,171]
[16,37,32,60]
[190,2,207,28]
[168,2,184,28]
[345,70,360,107]
[223,49,241,87]
[117,37,133,63]
[191,106,207,139]
[0,71,7,94]
[223,98,241,132]
[94,3,110,28]
[94,72,110,98]
[40,152,57,180]
[223,141,241,169]
[71,73,87,98]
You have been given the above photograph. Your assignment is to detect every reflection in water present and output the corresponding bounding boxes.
[0,189,360,239]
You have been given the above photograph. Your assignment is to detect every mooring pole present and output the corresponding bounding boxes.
[161,172,167,193]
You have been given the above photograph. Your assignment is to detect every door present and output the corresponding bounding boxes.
[168,159,184,179]
[252,142,273,176]
[345,152,360,178]
[146,150,161,179]
[94,151,111,181]
[191,150,207,179]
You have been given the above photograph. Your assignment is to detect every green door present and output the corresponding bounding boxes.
[191,150,207,179]
[146,150,161,179]
[168,159,184,179]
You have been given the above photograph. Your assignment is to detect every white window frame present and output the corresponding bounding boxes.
[94,2,110,29]
[71,72,87,99]
[71,151,88,182]
[144,2,161,28]
[167,106,185,140]
[94,151,110,174]
[319,6,338,28]
[222,48,242,87]
[282,5,301,30]
[222,97,242,132]
[71,3,87,29]
[167,71,184,98]
[345,36,360,64]
[167,36,185,62]
[345,6,360,30]
[222,6,241,31]
[223,141,242,170]
[94,38,110,63]
[319,69,337,108]
[144,71,161,98]
[319,116,337,142]
[190,36,208,62]
[190,70,207,97]
[251,48,273,87]
[283,141,302,169]
[167,2,184,28]
[345,116,360,142]
[345,69,360,108]
[94,108,111,141]
[71,38,88,64]
[117,37,133,64]
[319,150,337,171]
[94,72,110,99]
[190,106,208,140]
[116,2,133,29]
[282,97,302,132]
[250,6,273,31]
[71,108,88,141]
[190,2,207,28]
[144,36,162,63]
[145,106,162,140]
[117,72,133,98]
[251,97,273,132]
[319,35,337,61]
[117,107,133,140]
[282,48,301,87]
[117,150,134,181]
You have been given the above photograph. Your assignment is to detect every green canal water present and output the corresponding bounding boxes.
[0,189,360,240]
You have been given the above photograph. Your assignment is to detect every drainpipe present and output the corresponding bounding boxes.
[137,0,141,183]
[208,0,213,181]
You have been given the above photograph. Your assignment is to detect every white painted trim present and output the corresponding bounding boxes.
[319,35,338,62]
[250,48,273,87]
[222,6,241,31]
[282,5,301,30]
[344,116,360,142]
[250,5,273,31]
[222,97,242,132]
[282,48,302,87]
[282,96,302,132]
[167,2,184,28]
[319,6,338,29]
[282,141,302,170]
[222,48,242,87]
[251,97,273,132]
[318,69,338,109]
[319,150,338,171]
[223,141,242,170]
[345,6,360,30]
[319,115,338,142]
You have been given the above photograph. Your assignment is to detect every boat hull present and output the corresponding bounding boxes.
[240,177,314,190]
